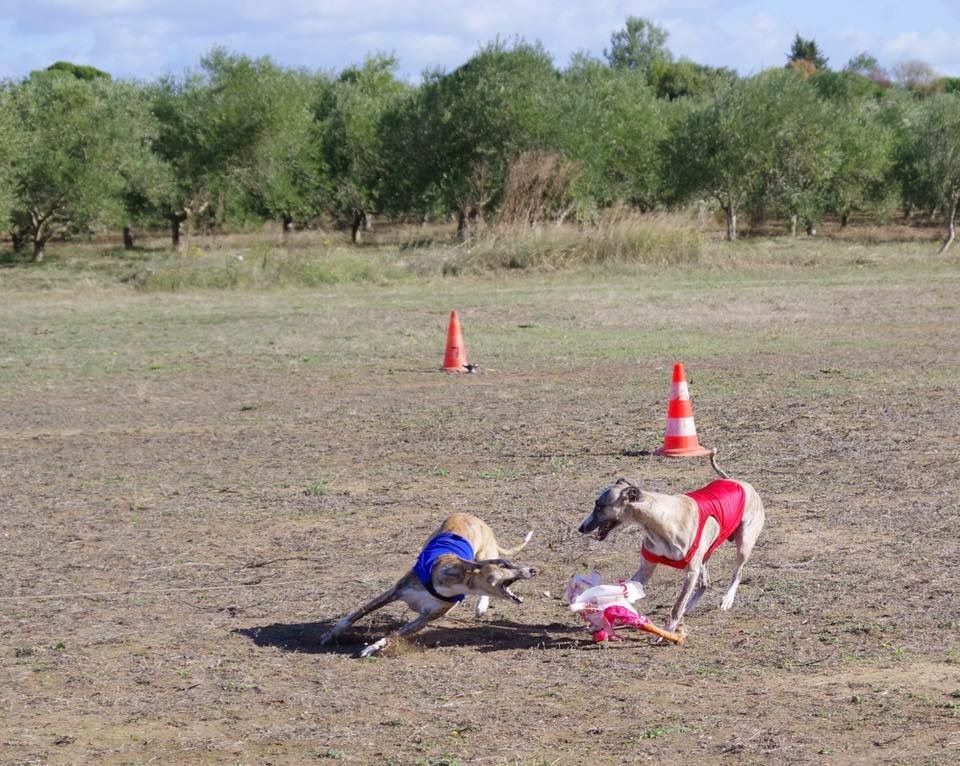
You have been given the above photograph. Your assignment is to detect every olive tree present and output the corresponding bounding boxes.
[761,71,838,235]
[664,69,838,239]
[896,94,960,252]
[822,100,896,226]
[605,17,672,74]
[314,55,409,242]
[0,83,24,233]
[7,71,160,261]
[230,66,331,235]
[412,40,561,239]
[662,72,775,239]
[150,49,312,248]
[555,56,665,218]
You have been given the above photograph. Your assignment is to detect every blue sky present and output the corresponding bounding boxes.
[1,1,957,82]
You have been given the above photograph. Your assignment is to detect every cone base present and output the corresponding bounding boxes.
[656,445,712,457]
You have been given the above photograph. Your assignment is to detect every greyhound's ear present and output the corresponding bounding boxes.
[624,485,641,502]
[435,561,467,584]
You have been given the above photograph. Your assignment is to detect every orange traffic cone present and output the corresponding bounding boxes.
[655,362,711,457]
[442,310,468,372]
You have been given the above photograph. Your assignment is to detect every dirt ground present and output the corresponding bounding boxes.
[2,258,959,765]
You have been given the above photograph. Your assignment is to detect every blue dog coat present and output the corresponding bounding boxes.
[413,532,475,603]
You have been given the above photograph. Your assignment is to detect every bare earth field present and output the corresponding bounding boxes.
[1,247,959,765]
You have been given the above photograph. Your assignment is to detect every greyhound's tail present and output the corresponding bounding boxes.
[709,449,731,479]
[500,530,533,557]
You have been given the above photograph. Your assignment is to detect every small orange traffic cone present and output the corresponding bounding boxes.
[442,310,468,372]
[655,362,711,457]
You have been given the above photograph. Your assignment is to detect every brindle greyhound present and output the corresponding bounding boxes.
[319,513,535,657]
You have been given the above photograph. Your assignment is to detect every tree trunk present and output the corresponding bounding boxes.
[363,213,373,231]
[123,226,135,250]
[171,213,187,251]
[32,235,46,263]
[939,201,957,254]
[351,210,364,244]
[790,214,798,237]
[457,209,471,241]
[724,205,737,241]
[282,216,294,245]
[840,212,849,228]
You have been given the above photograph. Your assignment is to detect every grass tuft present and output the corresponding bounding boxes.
[449,211,702,274]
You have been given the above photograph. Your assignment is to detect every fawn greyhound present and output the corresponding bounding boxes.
[578,452,764,633]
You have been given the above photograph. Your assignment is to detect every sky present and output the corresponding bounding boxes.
[1,1,958,83]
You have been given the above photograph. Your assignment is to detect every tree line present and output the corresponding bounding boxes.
[2,18,960,262]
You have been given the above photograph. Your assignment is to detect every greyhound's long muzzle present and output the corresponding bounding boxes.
[579,514,599,534]
[502,567,536,603]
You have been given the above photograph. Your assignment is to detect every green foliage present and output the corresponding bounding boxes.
[232,64,328,226]
[647,58,737,101]
[0,84,24,225]
[811,70,886,102]
[149,48,323,238]
[605,17,672,73]
[556,58,664,214]
[844,53,880,78]
[1,41,948,255]
[942,77,960,95]
[662,74,770,237]
[822,100,897,223]
[760,72,839,230]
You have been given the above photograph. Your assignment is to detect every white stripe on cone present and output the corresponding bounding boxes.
[665,417,697,437]
[669,382,690,400]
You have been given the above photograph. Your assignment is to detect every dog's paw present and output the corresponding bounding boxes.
[357,638,387,658]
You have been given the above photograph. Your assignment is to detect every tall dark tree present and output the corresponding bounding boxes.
[787,34,829,72]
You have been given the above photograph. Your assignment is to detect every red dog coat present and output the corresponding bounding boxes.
[641,479,746,569]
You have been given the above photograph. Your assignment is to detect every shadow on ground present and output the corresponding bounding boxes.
[234,619,581,656]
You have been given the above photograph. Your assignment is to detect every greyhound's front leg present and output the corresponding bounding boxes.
[686,562,710,613]
[358,605,452,658]
[630,557,657,585]
[667,563,702,632]
[319,587,398,645]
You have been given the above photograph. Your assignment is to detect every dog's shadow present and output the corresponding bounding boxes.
[233,617,581,656]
